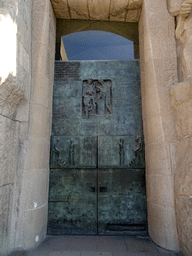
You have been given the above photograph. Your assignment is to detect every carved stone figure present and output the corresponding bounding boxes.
[82,79,112,118]
[69,140,75,166]
[119,139,125,166]
[168,0,192,138]
[53,138,67,166]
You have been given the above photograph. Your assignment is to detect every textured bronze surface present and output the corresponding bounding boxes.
[48,60,147,235]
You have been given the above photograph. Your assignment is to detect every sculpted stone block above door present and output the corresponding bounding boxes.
[51,0,143,22]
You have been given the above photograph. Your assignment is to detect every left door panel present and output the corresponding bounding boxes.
[48,169,97,235]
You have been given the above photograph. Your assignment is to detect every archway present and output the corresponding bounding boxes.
[16,0,179,253]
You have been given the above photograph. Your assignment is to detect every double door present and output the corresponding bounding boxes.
[48,60,147,235]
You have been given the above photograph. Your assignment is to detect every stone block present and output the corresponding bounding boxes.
[144,59,156,85]
[160,113,177,143]
[147,201,178,251]
[149,27,169,60]
[32,74,50,109]
[51,0,70,19]
[0,185,12,253]
[128,0,143,10]
[109,0,129,22]
[25,136,50,170]
[21,169,49,210]
[68,0,89,20]
[145,142,172,175]
[126,9,141,22]
[23,203,48,249]
[175,143,192,196]
[142,86,160,118]
[0,116,20,187]
[32,11,49,42]
[143,115,164,145]
[29,104,50,140]
[33,0,49,13]
[32,41,48,77]
[176,196,192,255]
[146,173,175,208]
[88,0,110,20]
[144,0,171,28]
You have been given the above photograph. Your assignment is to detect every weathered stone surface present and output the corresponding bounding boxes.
[51,0,70,19]
[50,0,142,21]
[0,185,12,255]
[88,0,110,20]
[68,0,89,19]
[168,0,182,16]
[139,0,179,252]
[170,80,192,139]
[176,196,192,255]
[110,0,129,22]
[129,0,143,10]
[126,8,141,22]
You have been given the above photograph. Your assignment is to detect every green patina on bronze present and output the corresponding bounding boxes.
[48,60,147,235]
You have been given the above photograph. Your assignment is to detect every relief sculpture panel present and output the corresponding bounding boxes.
[48,60,146,235]
[82,79,112,118]
[51,60,144,169]
[50,136,97,168]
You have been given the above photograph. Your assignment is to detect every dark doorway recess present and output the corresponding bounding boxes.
[48,60,147,235]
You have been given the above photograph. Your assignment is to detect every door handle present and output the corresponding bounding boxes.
[99,187,107,192]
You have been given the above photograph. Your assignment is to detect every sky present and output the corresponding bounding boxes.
[62,31,134,61]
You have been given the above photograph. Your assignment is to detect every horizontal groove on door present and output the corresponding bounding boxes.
[106,223,146,231]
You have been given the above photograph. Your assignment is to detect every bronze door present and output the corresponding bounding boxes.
[48,60,147,235]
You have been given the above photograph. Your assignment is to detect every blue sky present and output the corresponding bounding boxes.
[62,31,134,60]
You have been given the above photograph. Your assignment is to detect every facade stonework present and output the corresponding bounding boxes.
[0,0,192,255]
[169,1,192,254]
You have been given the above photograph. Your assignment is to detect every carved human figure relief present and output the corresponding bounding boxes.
[168,0,192,138]
[119,139,125,166]
[82,79,112,118]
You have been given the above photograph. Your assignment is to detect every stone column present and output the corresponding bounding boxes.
[15,0,56,250]
[139,0,179,251]
[0,0,32,255]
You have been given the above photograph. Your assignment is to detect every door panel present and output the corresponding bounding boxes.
[98,136,145,168]
[48,60,147,235]
[98,169,147,235]
[48,169,97,235]
[50,136,97,168]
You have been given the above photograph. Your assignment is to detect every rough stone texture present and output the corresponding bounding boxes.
[13,0,56,251]
[110,0,129,22]
[51,0,70,19]
[139,0,179,252]
[68,0,89,20]
[51,0,143,22]
[168,2,192,255]
[0,0,32,254]
[1,0,192,255]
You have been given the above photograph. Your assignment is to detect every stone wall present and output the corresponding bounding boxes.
[168,0,192,255]
[1,0,192,255]
[139,0,179,251]
[0,0,56,255]
[0,0,32,254]
[13,0,56,251]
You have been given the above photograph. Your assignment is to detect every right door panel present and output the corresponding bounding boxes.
[98,169,147,235]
